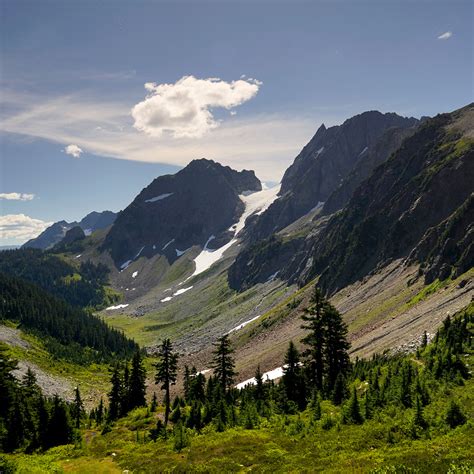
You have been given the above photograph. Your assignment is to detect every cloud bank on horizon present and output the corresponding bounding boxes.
[0,214,53,242]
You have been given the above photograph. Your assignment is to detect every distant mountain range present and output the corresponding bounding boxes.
[22,210,117,250]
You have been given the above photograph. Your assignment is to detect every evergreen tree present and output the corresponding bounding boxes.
[332,372,348,406]
[254,365,265,402]
[187,401,203,432]
[310,391,322,421]
[301,287,350,396]
[46,396,73,449]
[282,341,305,409]
[72,386,84,429]
[155,339,179,426]
[183,365,191,401]
[323,305,350,392]
[413,395,427,430]
[446,400,466,428]
[400,361,413,408]
[346,387,363,424]
[211,335,237,394]
[129,351,147,410]
[96,398,104,425]
[122,363,131,414]
[108,365,122,421]
[150,393,158,413]
[301,288,326,391]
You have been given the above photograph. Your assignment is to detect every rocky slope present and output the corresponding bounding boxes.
[102,159,261,268]
[245,111,418,241]
[23,210,117,249]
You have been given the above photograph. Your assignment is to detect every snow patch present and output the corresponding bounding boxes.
[236,365,286,389]
[176,247,191,257]
[174,286,193,296]
[266,271,279,282]
[105,304,129,311]
[227,314,261,334]
[145,193,173,203]
[132,271,138,279]
[191,184,281,277]
[359,146,368,156]
[75,254,81,259]
[314,146,325,157]
[160,286,193,303]
[162,239,175,250]
[120,260,132,270]
[84,228,92,236]
[196,369,211,376]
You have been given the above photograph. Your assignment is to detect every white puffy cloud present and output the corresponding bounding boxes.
[64,144,83,157]
[437,31,453,40]
[131,76,262,138]
[0,214,53,242]
[0,192,35,201]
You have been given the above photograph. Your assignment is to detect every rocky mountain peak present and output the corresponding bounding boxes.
[102,158,261,268]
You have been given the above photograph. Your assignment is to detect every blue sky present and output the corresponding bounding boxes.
[1,0,472,245]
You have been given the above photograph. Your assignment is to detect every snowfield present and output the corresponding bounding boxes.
[105,304,129,311]
[132,271,138,278]
[145,193,173,203]
[227,314,261,334]
[160,286,194,303]
[191,184,281,276]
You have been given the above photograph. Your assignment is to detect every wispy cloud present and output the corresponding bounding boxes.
[132,76,262,138]
[0,214,53,243]
[437,31,453,40]
[0,88,324,181]
[64,144,83,158]
[0,192,35,201]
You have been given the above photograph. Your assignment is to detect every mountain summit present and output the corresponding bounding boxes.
[23,210,117,250]
[102,158,261,268]
[245,111,418,241]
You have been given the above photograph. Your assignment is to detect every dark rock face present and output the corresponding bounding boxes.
[53,226,86,252]
[227,235,306,291]
[79,211,116,233]
[246,111,418,241]
[229,104,474,294]
[301,105,474,293]
[321,125,418,215]
[102,159,261,268]
[23,211,117,250]
[60,226,86,246]
[411,193,474,284]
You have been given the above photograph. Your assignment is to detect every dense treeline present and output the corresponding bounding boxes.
[0,344,79,452]
[0,248,111,308]
[0,273,138,364]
